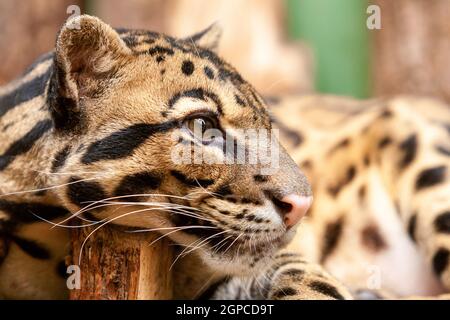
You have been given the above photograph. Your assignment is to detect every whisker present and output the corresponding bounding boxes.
[0,176,99,198]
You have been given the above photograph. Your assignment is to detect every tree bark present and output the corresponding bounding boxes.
[70,226,173,300]
[372,0,450,103]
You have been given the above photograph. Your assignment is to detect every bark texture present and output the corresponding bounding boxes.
[70,226,173,300]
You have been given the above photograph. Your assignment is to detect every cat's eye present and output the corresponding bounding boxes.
[183,115,220,142]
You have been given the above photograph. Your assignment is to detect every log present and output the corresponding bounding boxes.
[70,226,173,300]
[372,0,450,103]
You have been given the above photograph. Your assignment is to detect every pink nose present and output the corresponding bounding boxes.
[280,195,313,228]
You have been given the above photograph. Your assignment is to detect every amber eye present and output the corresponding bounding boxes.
[183,115,219,142]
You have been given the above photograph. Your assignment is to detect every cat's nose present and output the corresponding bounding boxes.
[279,194,313,229]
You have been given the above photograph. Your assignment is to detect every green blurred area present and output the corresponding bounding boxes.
[287,0,370,98]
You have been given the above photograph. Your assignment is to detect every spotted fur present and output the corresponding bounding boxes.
[271,95,450,298]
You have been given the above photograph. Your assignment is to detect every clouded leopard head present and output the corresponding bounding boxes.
[47,15,312,276]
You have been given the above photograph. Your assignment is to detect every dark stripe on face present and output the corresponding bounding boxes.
[81,121,178,164]
[408,213,417,242]
[271,287,297,299]
[320,217,344,263]
[51,145,71,172]
[432,248,449,277]
[67,177,107,207]
[0,200,68,223]
[235,94,245,107]
[0,66,52,118]
[0,119,53,171]
[181,60,195,76]
[434,211,450,233]
[399,134,417,168]
[114,172,162,199]
[168,88,223,114]
[148,46,174,56]
[415,166,447,190]
[170,170,214,188]
[308,281,345,300]
[378,136,392,149]
[9,235,50,259]
[204,66,215,80]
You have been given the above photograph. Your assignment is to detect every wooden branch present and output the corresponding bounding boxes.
[70,226,173,300]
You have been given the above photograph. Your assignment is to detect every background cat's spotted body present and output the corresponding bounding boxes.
[270,95,450,297]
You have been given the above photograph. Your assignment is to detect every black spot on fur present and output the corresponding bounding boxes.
[283,269,305,278]
[415,166,447,190]
[378,136,392,149]
[67,177,107,207]
[328,166,356,197]
[380,109,393,118]
[320,217,344,263]
[330,138,350,153]
[114,172,162,200]
[271,287,297,299]
[156,56,165,63]
[309,281,345,300]
[170,170,214,188]
[51,145,71,172]
[181,60,195,76]
[361,225,387,252]
[254,174,268,183]
[434,211,450,234]
[225,197,237,204]
[0,119,53,171]
[215,185,233,197]
[408,213,417,242]
[432,248,449,277]
[168,88,223,114]
[203,66,214,79]
[81,121,178,164]
[9,235,50,259]
[399,134,417,169]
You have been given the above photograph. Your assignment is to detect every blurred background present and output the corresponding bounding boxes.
[0,0,449,102]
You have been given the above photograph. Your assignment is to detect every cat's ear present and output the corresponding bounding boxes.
[49,15,130,130]
[184,23,222,52]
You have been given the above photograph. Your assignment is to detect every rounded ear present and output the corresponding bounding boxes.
[183,23,222,51]
[49,15,130,130]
